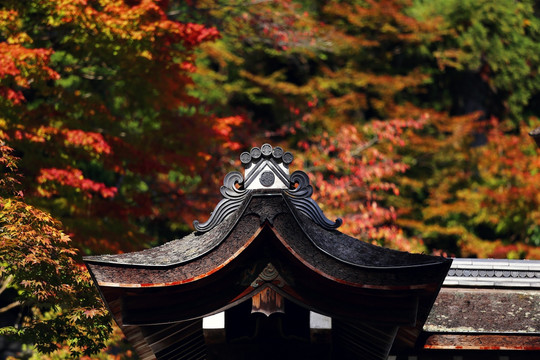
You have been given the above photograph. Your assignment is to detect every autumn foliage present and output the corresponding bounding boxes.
[0,0,245,357]
[1,0,540,358]
[0,144,111,357]
[0,0,248,256]
[190,0,539,257]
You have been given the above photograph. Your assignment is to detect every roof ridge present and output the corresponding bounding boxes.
[444,258,540,288]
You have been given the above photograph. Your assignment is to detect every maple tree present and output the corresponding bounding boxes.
[0,144,112,357]
[187,0,442,251]
[396,0,540,258]
[188,0,540,258]
[410,0,540,122]
[0,0,248,256]
[2,0,540,357]
[396,112,540,259]
[0,0,248,357]
[313,0,540,257]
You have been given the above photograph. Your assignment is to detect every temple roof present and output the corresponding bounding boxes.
[84,144,452,360]
[443,258,540,287]
[85,208,240,268]
[86,191,450,289]
[422,258,540,352]
[86,191,445,270]
[86,144,450,291]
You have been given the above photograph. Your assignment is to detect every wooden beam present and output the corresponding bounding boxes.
[424,334,540,350]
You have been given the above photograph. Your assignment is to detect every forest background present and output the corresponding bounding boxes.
[0,0,539,358]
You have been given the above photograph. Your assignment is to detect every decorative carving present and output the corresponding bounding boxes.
[251,263,285,288]
[193,171,248,232]
[251,287,284,317]
[282,152,294,164]
[261,143,272,156]
[243,144,290,189]
[285,171,343,230]
[240,152,251,164]
[193,144,342,232]
[259,171,275,187]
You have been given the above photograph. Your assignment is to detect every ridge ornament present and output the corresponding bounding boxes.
[193,143,342,232]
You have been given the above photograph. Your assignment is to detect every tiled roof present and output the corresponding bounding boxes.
[443,258,540,287]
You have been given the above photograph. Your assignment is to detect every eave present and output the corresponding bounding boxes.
[417,258,540,354]
[84,191,450,360]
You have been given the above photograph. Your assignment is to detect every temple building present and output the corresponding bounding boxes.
[85,144,540,360]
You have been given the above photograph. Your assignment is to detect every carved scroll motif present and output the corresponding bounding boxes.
[193,144,342,233]
[193,171,248,232]
[284,171,343,230]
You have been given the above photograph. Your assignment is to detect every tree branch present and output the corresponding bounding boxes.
[351,135,379,157]
[0,300,21,314]
[0,275,14,296]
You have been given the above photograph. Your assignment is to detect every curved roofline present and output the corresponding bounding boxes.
[443,258,540,288]
[85,191,450,272]
[83,192,258,268]
[279,193,450,271]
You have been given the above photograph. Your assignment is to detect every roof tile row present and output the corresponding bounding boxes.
[444,258,540,287]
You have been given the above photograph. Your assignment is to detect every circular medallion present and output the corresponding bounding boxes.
[282,152,294,165]
[259,264,278,281]
[272,146,284,158]
[240,152,252,164]
[261,143,272,156]
[260,171,275,187]
[250,147,262,159]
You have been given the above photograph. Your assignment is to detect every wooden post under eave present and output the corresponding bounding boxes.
[251,287,285,317]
